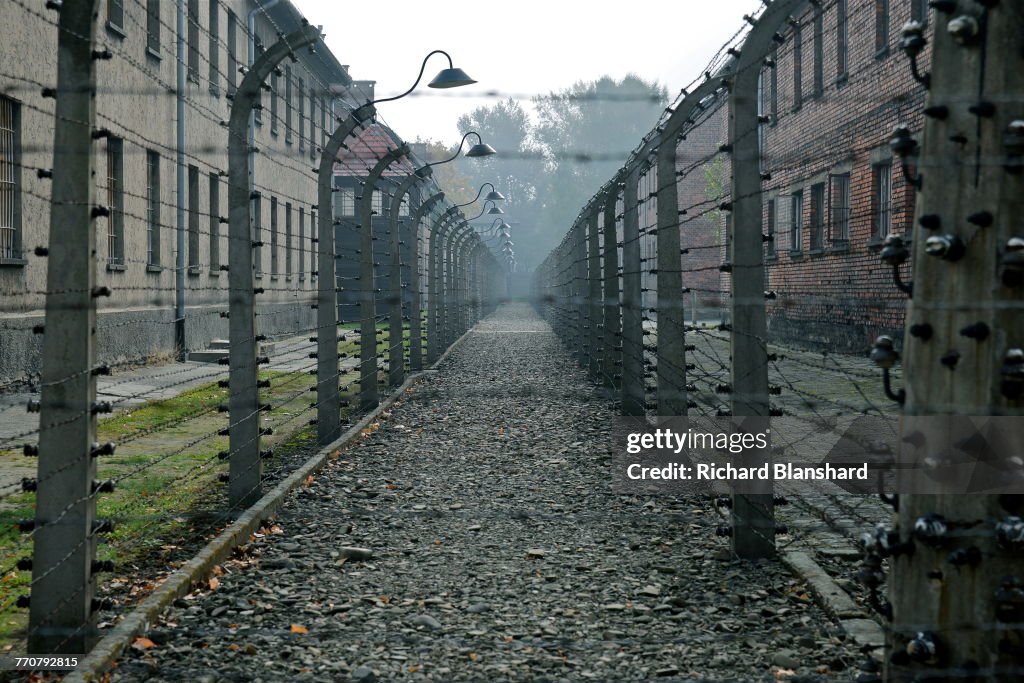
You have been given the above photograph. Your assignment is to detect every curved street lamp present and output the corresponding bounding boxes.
[372,50,477,104]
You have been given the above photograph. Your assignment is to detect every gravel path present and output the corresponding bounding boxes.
[114,303,866,682]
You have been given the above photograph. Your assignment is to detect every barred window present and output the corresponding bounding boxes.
[146,151,161,266]
[829,173,851,243]
[252,192,262,275]
[873,162,892,238]
[338,187,355,216]
[226,10,237,95]
[107,0,124,31]
[188,165,200,270]
[310,209,317,277]
[285,202,293,276]
[812,7,823,97]
[208,0,219,90]
[790,191,803,253]
[875,0,890,56]
[270,196,279,276]
[187,0,200,82]
[298,78,306,152]
[765,199,776,255]
[399,197,410,217]
[372,190,383,216]
[836,0,848,81]
[809,182,825,250]
[285,66,293,144]
[209,172,220,270]
[146,0,160,55]
[106,138,125,267]
[0,96,21,261]
[792,22,803,109]
[270,68,278,133]
[298,207,305,278]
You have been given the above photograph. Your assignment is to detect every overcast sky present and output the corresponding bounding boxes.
[292,0,762,145]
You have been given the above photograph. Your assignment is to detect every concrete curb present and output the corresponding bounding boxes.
[66,372,419,683]
[779,549,884,652]
[67,324,478,682]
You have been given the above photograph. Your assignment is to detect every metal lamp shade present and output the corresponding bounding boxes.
[465,142,497,157]
[484,190,505,201]
[487,206,504,215]
[428,67,477,89]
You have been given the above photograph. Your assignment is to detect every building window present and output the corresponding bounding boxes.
[106,138,124,267]
[0,96,22,262]
[298,79,306,152]
[285,67,293,144]
[146,151,161,266]
[209,172,220,270]
[910,0,928,25]
[766,199,776,256]
[188,165,200,270]
[252,192,262,275]
[372,190,383,216]
[875,0,889,56]
[187,0,200,82]
[792,22,802,110]
[269,68,278,133]
[208,0,219,91]
[227,10,237,96]
[399,197,410,217]
[310,209,317,277]
[270,196,279,277]
[836,0,848,81]
[338,187,355,216]
[298,207,305,278]
[873,162,892,239]
[829,173,851,243]
[285,202,293,276]
[319,96,327,149]
[790,191,803,253]
[770,48,778,125]
[812,7,823,97]
[107,0,124,32]
[309,90,317,159]
[146,0,160,56]
[809,183,825,250]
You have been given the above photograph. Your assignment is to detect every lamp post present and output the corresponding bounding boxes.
[314,50,476,443]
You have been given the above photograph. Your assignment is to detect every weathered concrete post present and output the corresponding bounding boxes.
[227,24,320,509]
[602,184,622,392]
[727,1,801,558]
[621,168,645,416]
[428,207,459,363]
[386,173,423,387]
[357,144,410,411]
[315,103,375,444]
[884,3,1024,680]
[587,204,603,381]
[408,191,444,370]
[29,0,102,655]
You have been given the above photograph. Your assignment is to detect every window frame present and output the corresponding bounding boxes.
[186,0,200,83]
[836,0,849,83]
[828,172,851,244]
[207,0,219,94]
[809,182,825,250]
[875,0,890,58]
[146,0,161,58]
[789,190,803,254]
[106,137,125,269]
[812,7,824,98]
[792,21,803,111]
[187,165,200,273]
[146,150,161,267]
[209,172,221,272]
[873,161,893,240]
[0,95,23,265]
[270,196,279,278]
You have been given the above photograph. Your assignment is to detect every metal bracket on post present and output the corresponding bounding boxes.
[315,103,375,444]
[227,24,321,509]
[30,0,102,655]
[408,192,444,370]
[357,144,409,411]
[621,168,645,416]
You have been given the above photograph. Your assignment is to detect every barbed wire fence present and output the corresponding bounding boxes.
[0,0,504,658]
[535,0,1024,680]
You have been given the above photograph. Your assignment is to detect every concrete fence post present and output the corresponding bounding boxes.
[29,0,102,655]
[315,103,375,444]
[226,24,320,509]
[621,168,645,416]
[408,192,444,370]
[602,185,622,392]
[357,144,409,411]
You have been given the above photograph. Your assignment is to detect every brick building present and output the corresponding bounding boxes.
[0,0,371,385]
[759,0,929,350]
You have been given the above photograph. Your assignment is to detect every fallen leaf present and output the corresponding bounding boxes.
[132,637,156,650]
[773,668,796,680]
[290,624,309,634]
[227,643,240,651]
[208,577,220,590]
[211,565,224,576]
[468,652,478,662]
